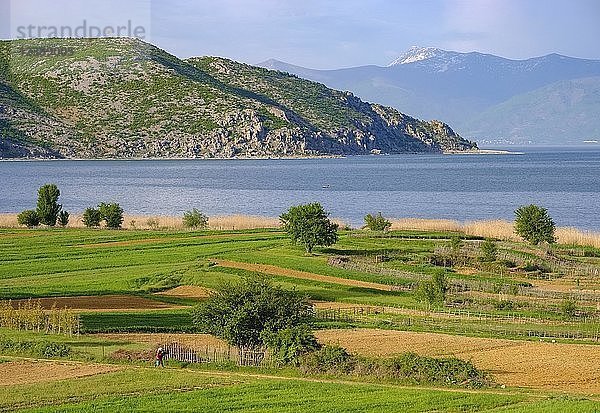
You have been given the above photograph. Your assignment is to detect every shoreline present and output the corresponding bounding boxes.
[0,149,520,162]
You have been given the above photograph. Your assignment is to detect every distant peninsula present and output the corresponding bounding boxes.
[0,38,477,159]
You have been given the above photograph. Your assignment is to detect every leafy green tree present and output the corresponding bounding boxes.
[561,299,577,319]
[480,239,498,262]
[36,184,62,226]
[58,211,70,228]
[363,212,391,231]
[514,204,555,245]
[99,202,124,229]
[182,208,208,229]
[192,276,314,352]
[17,210,40,228]
[82,207,101,228]
[280,203,338,253]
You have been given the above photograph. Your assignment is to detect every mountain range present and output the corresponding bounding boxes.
[0,39,475,159]
[260,47,600,145]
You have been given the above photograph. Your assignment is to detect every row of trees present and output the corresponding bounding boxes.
[0,299,79,336]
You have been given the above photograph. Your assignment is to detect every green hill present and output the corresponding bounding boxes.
[0,38,475,158]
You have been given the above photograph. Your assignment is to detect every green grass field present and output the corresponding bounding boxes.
[1,227,600,411]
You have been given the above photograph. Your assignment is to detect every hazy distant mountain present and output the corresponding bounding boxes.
[0,39,475,159]
[258,47,600,145]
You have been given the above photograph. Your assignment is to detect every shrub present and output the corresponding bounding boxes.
[561,299,577,319]
[480,239,498,262]
[363,212,391,231]
[299,345,354,374]
[36,184,62,226]
[418,272,448,306]
[280,203,338,253]
[183,208,208,229]
[58,210,70,227]
[146,218,160,230]
[17,210,40,228]
[82,207,101,228]
[0,338,70,358]
[514,204,556,245]
[99,202,124,229]
[263,325,320,366]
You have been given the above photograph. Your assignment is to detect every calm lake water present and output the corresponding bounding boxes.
[1,147,599,230]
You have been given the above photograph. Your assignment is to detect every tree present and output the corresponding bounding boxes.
[17,210,40,228]
[561,299,577,319]
[262,325,320,366]
[280,203,338,253]
[418,272,448,306]
[58,211,70,228]
[183,208,208,229]
[364,212,391,231]
[82,207,101,228]
[514,204,555,245]
[480,239,498,262]
[192,276,314,353]
[36,184,62,226]
[99,202,124,229]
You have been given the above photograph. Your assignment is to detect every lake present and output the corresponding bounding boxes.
[1,147,599,230]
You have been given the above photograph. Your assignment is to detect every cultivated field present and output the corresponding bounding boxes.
[1,225,600,411]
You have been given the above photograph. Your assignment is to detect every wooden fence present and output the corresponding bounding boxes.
[161,342,272,367]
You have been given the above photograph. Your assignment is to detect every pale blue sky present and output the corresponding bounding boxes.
[2,0,600,68]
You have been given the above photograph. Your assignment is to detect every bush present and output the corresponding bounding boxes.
[514,204,555,245]
[299,345,354,374]
[36,184,62,226]
[363,212,391,231]
[0,338,70,358]
[183,208,208,229]
[263,325,320,366]
[17,210,40,228]
[82,207,101,228]
[480,239,498,262]
[99,202,124,229]
[58,210,70,227]
[280,203,338,253]
[418,272,448,306]
[561,299,577,319]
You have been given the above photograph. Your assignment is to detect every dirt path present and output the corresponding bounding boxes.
[0,360,122,386]
[316,328,600,394]
[9,295,181,311]
[214,259,396,292]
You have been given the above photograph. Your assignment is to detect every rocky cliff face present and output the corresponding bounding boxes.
[0,38,476,159]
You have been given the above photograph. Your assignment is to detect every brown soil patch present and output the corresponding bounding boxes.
[214,260,395,292]
[0,361,121,386]
[157,286,213,300]
[316,328,600,394]
[10,295,178,311]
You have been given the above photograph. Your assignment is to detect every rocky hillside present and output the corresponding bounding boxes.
[0,38,476,159]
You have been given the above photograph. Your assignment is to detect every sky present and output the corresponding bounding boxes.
[2,0,600,68]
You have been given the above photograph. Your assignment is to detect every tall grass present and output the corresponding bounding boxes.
[0,213,280,230]
[390,218,600,248]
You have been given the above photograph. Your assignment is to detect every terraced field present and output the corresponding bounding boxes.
[1,227,600,411]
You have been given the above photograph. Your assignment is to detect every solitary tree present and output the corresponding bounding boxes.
[183,208,209,229]
[17,210,40,228]
[99,202,124,229]
[514,204,555,245]
[82,207,101,228]
[36,184,62,226]
[280,203,338,253]
[363,212,391,231]
[192,276,315,356]
[418,272,448,306]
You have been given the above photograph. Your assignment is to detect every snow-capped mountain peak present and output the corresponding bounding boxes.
[388,46,446,66]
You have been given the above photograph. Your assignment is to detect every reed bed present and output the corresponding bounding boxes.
[390,218,600,248]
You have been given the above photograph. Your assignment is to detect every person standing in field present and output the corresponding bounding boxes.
[155,347,165,367]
